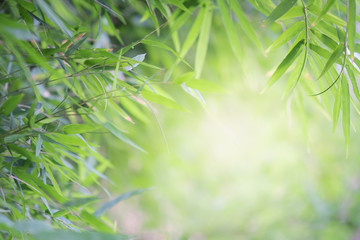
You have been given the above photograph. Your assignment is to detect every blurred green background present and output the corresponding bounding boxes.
[100,18,360,239]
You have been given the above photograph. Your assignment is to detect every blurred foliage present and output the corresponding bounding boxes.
[0,0,360,239]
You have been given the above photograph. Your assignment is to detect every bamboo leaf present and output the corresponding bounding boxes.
[34,0,72,37]
[217,0,243,62]
[195,3,212,78]
[263,40,304,92]
[0,93,24,116]
[65,36,88,57]
[333,82,342,131]
[312,0,336,26]
[264,0,297,26]
[348,0,356,59]
[318,44,344,79]
[103,122,146,152]
[266,21,304,53]
[180,5,205,58]
[34,231,131,240]
[80,211,113,233]
[230,0,262,50]
[186,79,227,93]
[341,76,350,150]
[94,188,150,218]
[346,65,360,102]
[174,72,196,84]
[141,90,187,111]
[63,124,100,135]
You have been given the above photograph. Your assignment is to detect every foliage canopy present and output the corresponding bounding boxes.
[0,0,359,239]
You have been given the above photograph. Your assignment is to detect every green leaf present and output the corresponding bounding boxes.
[280,6,303,19]
[7,144,40,163]
[65,36,88,57]
[312,0,336,26]
[186,79,227,93]
[34,231,132,240]
[0,16,38,41]
[180,5,205,58]
[34,0,72,37]
[264,0,297,26]
[94,188,150,218]
[317,44,344,79]
[284,50,307,96]
[63,124,100,134]
[348,0,356,59]
[64,197,100,208]
[47,133,90,147]
[141,90,187,111]
[80,210,113,233]
[230,0,262,50]
[195,3,212,78]
[4,134,27,144]
[333,82,342,131]
[103,122,146,152]
[141,39,191,68]
[263,40,304,92]
[14,220,52,234]
[346,65,360,102]
[0,93,24,116]
[217,0,243,62]
[266,21,304,53]
[174,72,196,84]
[341,76,350,150]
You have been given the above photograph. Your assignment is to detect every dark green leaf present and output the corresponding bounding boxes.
[0,94,24,116]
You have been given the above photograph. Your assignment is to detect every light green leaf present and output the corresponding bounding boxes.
[141,90,187,111]
[266,22,304,53]
[346,65,360,102]
[142,39,191,68]
[103,122,146,152]
[284,50,307,96]
[333,82,342,131]
[230,0,262,50]
[63,124,100,134]
[318,44,344,79]
[341,76,350,150]
[174,72,196,84]
[280,6,303,19]
[180,5,205,58]
[195,3,212,78]
[217,0,243,62]
[47,133,90,147]
[263,40,304,92]
[312,0,336,26]
[186,79,227,93]
[348,0,356,59]
[264,0,297,26]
